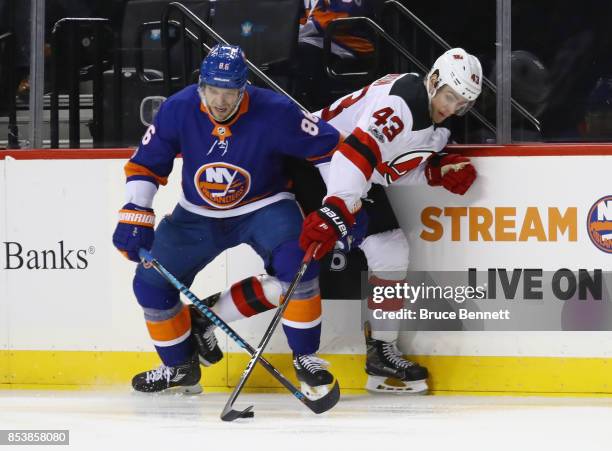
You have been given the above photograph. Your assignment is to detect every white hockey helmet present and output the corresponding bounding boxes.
[426,48,483,115]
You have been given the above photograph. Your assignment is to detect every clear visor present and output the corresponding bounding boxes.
[438,85,475,116]
[455,99,476,116]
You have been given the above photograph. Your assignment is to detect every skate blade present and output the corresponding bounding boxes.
[199,356,215,367]
[198,352,223,367]
[132,383,203,396]
[300,381,331,401]
[176,383,203,395]
[366,375,429,395]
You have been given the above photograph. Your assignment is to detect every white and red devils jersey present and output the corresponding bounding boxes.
[314,73,450,212]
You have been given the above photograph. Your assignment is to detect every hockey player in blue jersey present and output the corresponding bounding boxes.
[112,44,341,397]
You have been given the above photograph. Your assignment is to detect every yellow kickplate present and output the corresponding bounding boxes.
[2,350,227,387]
[2,351,612,395]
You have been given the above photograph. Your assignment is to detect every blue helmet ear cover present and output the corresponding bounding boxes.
[199,44,248,91]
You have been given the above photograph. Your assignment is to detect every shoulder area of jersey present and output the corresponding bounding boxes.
[387,72,425,89]
[385,73,428,102]
[373,72,422,84]
[246,84,300,112]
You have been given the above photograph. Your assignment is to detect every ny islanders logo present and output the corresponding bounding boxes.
[194,163,251,209]
[587,195,612,253]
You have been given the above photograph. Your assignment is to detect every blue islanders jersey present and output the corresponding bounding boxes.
[124,84,340,218]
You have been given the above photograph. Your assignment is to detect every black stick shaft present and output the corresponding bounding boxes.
[137,247,323,415]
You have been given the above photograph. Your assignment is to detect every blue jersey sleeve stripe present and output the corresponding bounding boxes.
[124,161,169,186]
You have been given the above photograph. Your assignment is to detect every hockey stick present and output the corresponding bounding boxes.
[138,248,340,420]
[219,243,335,421]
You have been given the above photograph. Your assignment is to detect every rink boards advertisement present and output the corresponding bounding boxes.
[0,145,611,393]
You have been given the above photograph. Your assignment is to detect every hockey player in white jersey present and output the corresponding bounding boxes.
[299,48,482,394]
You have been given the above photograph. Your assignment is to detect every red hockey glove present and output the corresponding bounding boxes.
[299,196,356,260]
[425,153,477,195]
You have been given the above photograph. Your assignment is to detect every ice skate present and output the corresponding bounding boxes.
[132,357,202,394]
[189,303,223,367]
[293,353,335,400]
[364,322,429,394]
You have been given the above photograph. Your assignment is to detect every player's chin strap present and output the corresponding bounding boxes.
[138,247,340,421]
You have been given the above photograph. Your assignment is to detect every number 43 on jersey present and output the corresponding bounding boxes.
[371,107,404,142]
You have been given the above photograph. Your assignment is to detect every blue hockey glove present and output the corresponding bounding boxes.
[112,203,155,262]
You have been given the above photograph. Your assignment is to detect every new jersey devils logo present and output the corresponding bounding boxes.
[194,162,251,209]
[377,150,434,184]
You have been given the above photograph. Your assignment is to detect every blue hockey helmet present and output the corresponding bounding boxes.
[199,44,248,91]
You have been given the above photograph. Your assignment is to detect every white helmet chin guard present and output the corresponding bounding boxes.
[426,48,483,115]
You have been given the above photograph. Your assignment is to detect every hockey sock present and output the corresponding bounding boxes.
[281,278,322,355]
[367,274,404,342]
[212,275,282,322]
[144,302,195,367]
[212,275,323,355]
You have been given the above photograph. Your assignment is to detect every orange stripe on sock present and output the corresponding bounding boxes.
[282,295,322,323]
[146,304,191,342]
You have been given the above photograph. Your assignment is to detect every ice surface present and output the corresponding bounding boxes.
[1,390,611,451]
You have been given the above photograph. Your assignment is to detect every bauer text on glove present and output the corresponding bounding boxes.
[299,196,356,260]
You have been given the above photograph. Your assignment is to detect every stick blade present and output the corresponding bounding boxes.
[220,405,254,422]
[303,379,341,414]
